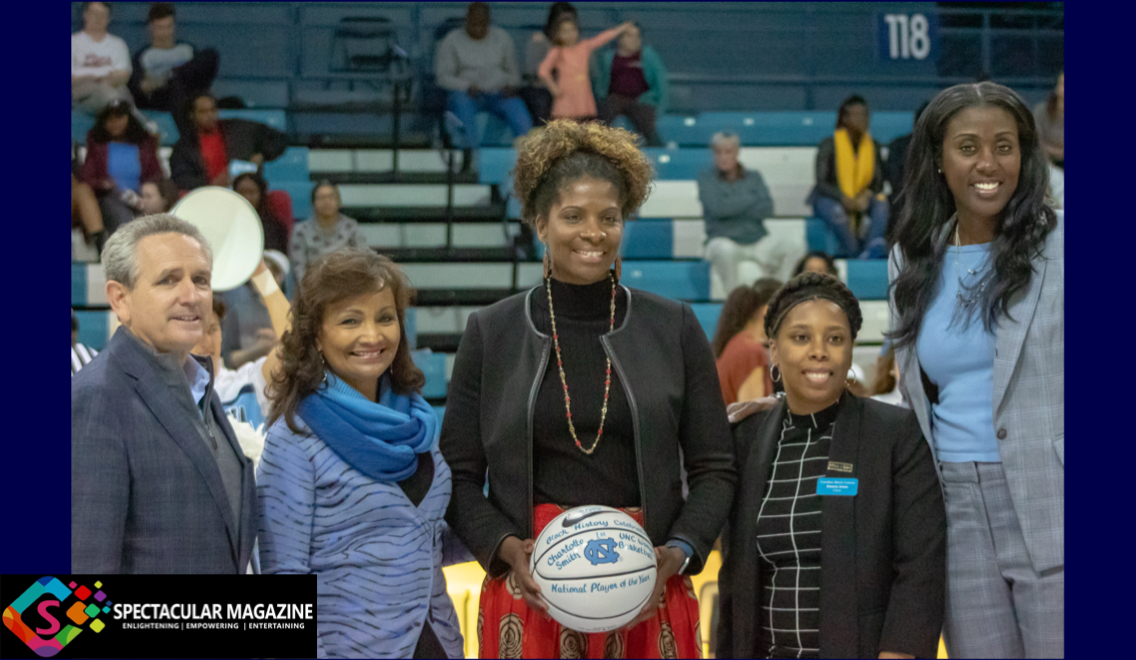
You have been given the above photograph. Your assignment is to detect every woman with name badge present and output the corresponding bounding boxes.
[718,272,946,660]
[440,119,736,658]
[257,248,470,659]
[888,81,1064,658]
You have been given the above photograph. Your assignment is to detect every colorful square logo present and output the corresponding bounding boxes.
[3,576,109,657]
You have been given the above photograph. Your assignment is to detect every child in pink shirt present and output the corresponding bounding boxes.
[539,19,633,120]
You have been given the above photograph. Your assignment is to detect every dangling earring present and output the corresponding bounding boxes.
[770,364,782,383]
[937,167,942,174]
[543,250,552,280]
[613,255,622,282]
[319,350,329,386]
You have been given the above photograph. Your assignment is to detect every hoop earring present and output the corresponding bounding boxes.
[770,364,782,383]
[613,255,622,282]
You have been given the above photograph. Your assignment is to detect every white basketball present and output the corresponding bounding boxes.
[530,505,658,633]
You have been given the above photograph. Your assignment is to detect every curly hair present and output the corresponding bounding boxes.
[513,119,654,228]
[710,277,783,358]
[764,272,863,342]
[266,248,425,435]
[889,82,1057,350]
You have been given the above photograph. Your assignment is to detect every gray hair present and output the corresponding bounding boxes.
[710,131,740,150]
[101,214,213,289]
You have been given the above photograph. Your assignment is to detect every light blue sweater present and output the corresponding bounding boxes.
[256,416,472,658]
[916,242,1001,463]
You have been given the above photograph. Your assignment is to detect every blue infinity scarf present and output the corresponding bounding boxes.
[298,372,437,482]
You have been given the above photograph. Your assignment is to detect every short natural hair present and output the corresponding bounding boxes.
[82,2,111,14]
[101,214,213,290]
[711,131,740,151]
[764,272,863,342]
[513,119,654,228]
[267,248,425,434]
[148,2,175,22]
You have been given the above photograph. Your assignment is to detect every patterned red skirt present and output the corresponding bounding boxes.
[477,504,703,659]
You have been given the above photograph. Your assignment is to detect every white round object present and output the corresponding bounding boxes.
[530,505,658,633]
[171,186,264,291]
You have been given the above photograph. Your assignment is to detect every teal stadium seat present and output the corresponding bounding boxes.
[74,309,114,351]
[217,108,288,132]
[263,146,311,182]
[412,349,448,399]
[688,302,725,342]
[274,181,314,219]
[619,260,711,300]
[806,218,842,255]
[620,220,674,259]
[642,148,709,180]
[844,260,889,300]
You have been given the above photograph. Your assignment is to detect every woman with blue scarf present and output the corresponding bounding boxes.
[257,248,469,659]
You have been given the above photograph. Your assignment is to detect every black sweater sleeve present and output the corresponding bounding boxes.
[879,409,946,658]
[440,313,524,578]
[664,303,737,575]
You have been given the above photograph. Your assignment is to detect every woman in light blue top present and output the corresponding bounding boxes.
[888,82,1063,658]
[257,248,469,659]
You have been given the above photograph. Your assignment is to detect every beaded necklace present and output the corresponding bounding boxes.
[544,272,617,456]
[954,214,990,305]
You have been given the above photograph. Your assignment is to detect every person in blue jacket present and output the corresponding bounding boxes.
[591,22,669,146]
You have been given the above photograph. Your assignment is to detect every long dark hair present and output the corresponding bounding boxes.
[267,248,425,434]
[889,82,1057,350]
[233,172,275,221]
[710,277,782,358]
[90,103,149,144]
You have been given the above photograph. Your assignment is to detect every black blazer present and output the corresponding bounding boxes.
[717,394,945,659]
[440,286,736,578]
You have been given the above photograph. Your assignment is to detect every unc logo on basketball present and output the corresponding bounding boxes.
[583,538,620,565]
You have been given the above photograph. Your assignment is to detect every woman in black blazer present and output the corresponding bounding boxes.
[717,273,945,659]
[440,120,736,658]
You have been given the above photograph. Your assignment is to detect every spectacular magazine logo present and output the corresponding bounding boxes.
[3,577,111,657]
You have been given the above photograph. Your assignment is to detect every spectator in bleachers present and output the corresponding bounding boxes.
[712,277,782,406]
[520,2,577,126]
[1033,70,1063,168]
[592,21,669,146]
[258,248,469,659]
[888,81,1063,658]
[72,173,106,259]
[791,250,839,278]
[80,98,163,235]
[883,100,930,244]
[538,17,635,121]
[128,3,221,136]
[72,2,133,114]
[442,119,733,658]
[72,310,99,376]
[139,178,179,215]
[289,181,363,286]
[192,258,289,431]
[698,131,789,294]
[233,172,289,253]
[435,2,532,168]
[169,91,287,192]
[808,94,889,259]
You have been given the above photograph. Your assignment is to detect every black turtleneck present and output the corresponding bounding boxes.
[528,276,639,507]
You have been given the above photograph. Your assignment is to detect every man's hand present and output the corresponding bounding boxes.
[624,545,686,629]
[500,536,548,616]
[249,153,265,166]
[211,169,231,187]
[855,190,872,212]
[140,74,164,95]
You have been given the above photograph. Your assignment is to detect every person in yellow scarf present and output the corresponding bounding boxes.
[807,95,890,259]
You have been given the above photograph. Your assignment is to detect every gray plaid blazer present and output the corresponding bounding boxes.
[71,327,257,573]
[888,211,1063,573]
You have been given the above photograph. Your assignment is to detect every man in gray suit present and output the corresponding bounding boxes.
[72,214,256,574]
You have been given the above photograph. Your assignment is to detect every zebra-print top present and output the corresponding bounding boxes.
[256,415,471,659]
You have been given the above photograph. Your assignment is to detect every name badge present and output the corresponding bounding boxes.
[816,477,858,496]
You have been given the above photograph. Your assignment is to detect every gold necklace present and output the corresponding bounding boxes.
[545,272,617,456]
